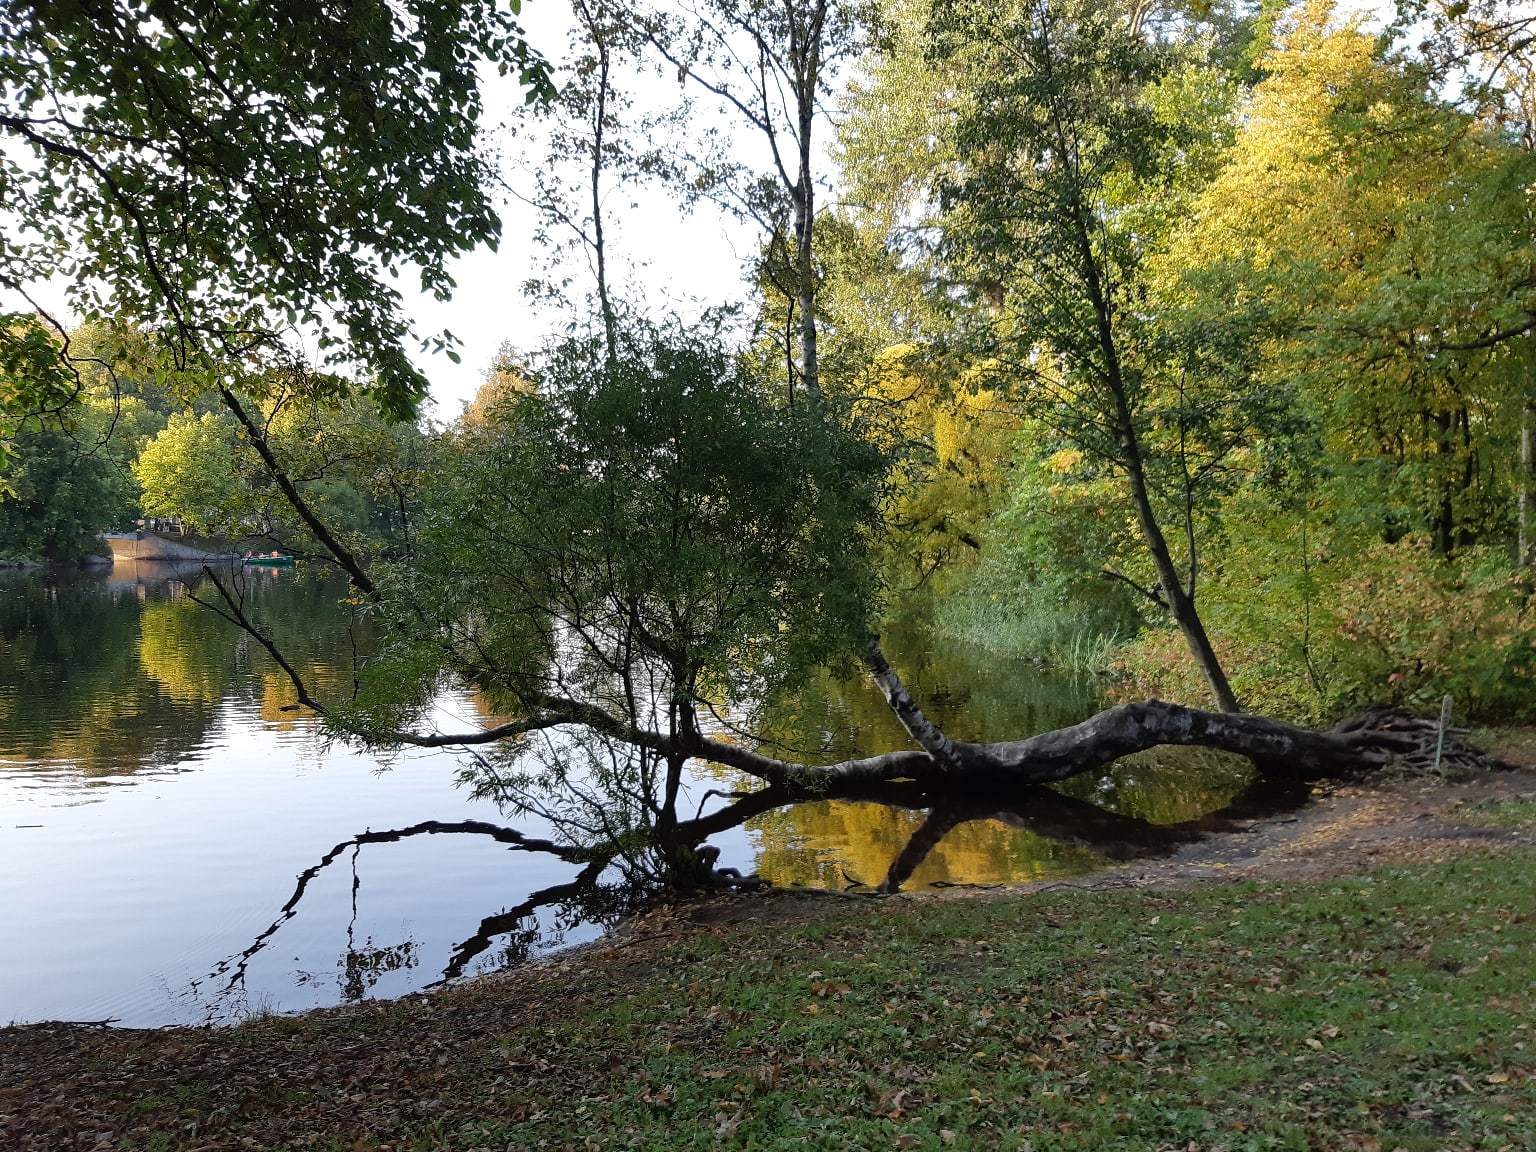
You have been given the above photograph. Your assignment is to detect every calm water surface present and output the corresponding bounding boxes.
[0,565,1249,1026]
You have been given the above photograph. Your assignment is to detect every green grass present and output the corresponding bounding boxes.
[1454,798,1536,830]
[5,852,1533,1151]
[466,856,1534,1152]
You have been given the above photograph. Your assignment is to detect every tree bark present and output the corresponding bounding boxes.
[794,82,819,401]
[1520,400,1534,568]
[690,700,1498,801]
[1079,247,1237,713]
[1090,326,1239,712]
[863,638,967,770]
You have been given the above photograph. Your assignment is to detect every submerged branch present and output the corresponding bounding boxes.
[188,568,673,753]
[435,857,611,983]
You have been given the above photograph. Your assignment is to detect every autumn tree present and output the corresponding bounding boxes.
[880,0,1252,711]
[1174,1,1536,556]
[8,0,1514,901]
[1398,0,1536,564]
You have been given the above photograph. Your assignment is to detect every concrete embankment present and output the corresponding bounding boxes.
[102,532,239,562]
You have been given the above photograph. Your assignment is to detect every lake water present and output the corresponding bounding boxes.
[0,565,1252,1026]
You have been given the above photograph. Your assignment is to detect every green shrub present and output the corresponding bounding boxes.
[1115,535,1536,723]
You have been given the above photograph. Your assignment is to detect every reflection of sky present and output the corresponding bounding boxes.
[0,569,1246,1028]
[0,568,779,1027]
[1,688,585,1026]
[0,673,767,1027]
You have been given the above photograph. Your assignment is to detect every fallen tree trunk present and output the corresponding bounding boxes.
[691,701,1505,800]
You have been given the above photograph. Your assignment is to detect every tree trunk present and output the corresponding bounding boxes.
[581,2,618,364]
[793,79,820,401]
[1051,97,1239,714]
[1118,416,1241,714]
[1521,400,1534,568]
[790,0,827,403]
[692,700,1499,802]
[1077,243,1239,713]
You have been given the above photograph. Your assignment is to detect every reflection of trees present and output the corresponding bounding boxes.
[0,571,213,774]
[749,616,1103,767]
[199,819,630,1022]
[335,938,418,1002]
[1055,746,1254,825]
[0,569,370,777]
[752,770,1314,893]
[205,772,1314,1019]
[742,618,1257,889]
[138,597,241,704]
[749,799,1103,890]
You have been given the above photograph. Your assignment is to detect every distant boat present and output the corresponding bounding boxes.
[242,553,295,568]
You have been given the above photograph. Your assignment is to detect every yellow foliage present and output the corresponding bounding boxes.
[747,800,1100,890]
[137,599,232,705]
[1045,447,1084,474]
[1173,0,1481,291]
[864,345,1011,584]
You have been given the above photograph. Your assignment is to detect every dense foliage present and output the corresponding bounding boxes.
[830,0,1536,720]
[337,319,888,860]
[0,0,552,421]
[4,0,1534,734]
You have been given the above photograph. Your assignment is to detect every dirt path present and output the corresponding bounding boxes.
[1071,766,1536,887]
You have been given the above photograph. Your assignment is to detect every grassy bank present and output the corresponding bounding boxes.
[4,842,1533,1151]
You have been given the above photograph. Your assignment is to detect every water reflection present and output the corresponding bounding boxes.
[737,617,1258,891]
[2,566,1285,1027]
[0,563,369,780]
[749,801,1103,890]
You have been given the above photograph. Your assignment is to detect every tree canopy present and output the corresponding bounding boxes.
[1,0,553,421]
[3,0,1533,888]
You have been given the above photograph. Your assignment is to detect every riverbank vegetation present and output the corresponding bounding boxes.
[5,839,1533,1150]
[4,2,1536,1144]
[0,317,424,562]
[3,0,1534,883]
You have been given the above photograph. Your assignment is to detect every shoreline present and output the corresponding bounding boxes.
[3,754,1533,1149]
[8,750,1535,1038]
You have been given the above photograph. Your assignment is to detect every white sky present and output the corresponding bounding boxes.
[408,1,779,421]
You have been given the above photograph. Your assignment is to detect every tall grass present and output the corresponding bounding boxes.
[936,595,1124,674]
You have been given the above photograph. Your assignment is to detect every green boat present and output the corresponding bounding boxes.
[242,553,295,568]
